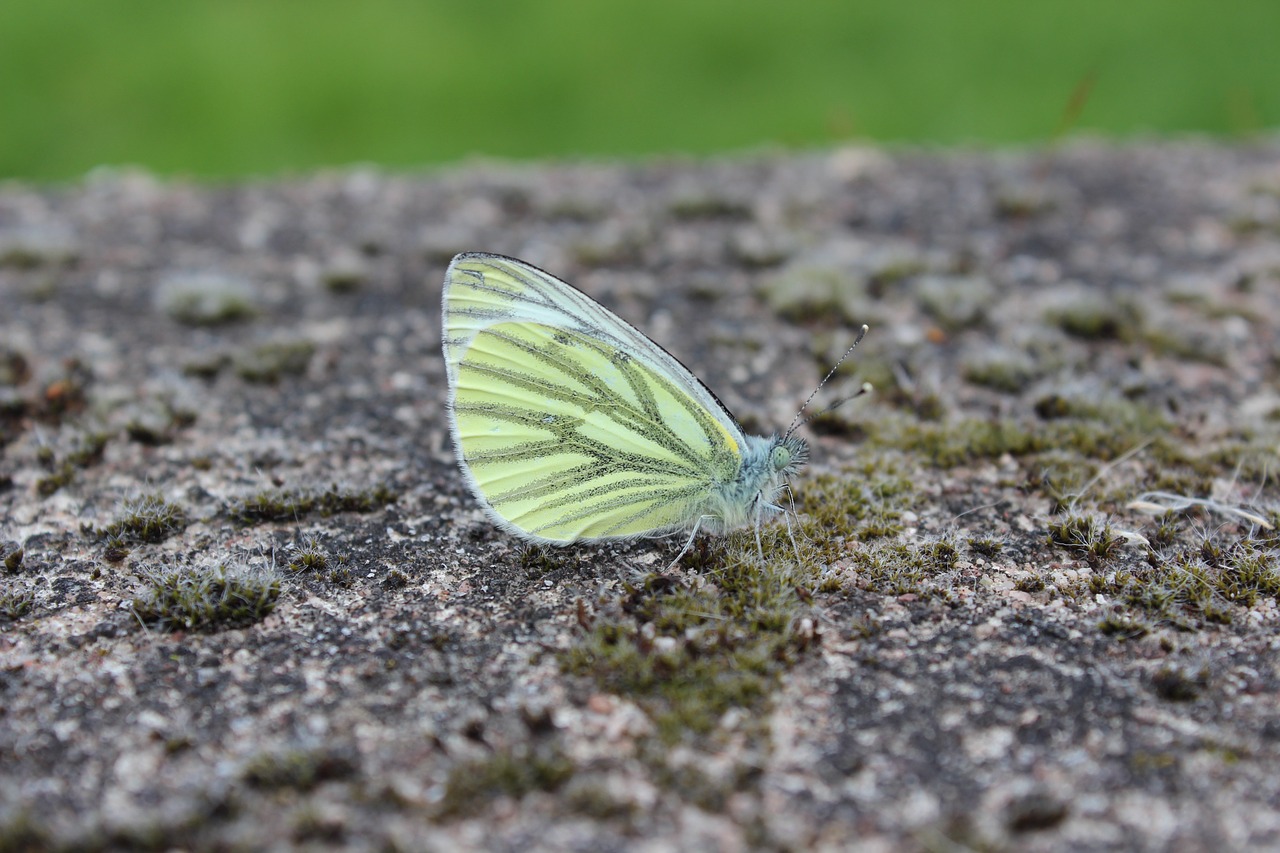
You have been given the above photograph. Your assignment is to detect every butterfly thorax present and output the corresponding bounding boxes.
[699,433,808,533]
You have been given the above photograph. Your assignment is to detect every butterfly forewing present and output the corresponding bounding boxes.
[442,253,745,543]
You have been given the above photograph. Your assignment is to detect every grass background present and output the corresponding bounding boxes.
[1,0,1277,181]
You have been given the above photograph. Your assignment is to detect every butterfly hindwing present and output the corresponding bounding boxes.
[442,253,746,543]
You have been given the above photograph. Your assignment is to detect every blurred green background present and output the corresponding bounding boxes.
[2,0,1276,181]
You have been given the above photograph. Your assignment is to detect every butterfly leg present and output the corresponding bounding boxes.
[753,501,766,566]
[667,516,706,572]
[783,511,801,565]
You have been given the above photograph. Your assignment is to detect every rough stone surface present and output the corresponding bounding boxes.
[2,141,1279,851]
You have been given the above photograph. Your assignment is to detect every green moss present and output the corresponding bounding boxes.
[1149,512,1182,550]
[97,494,188,544]
[1046,514,1122,563]
[287,537,329,573]
[327,566,355,587]
[1084,532,1277,631]
[642,747,760,813]
[381,569,409,590]
[321,256,368,293]
[0,348,32,387]
[1014,574,1046,593]
[182,352,231,380]
[877,417,1040,467]
[562,557,814,743]
[792,461,916,554]
[242,746,358,791]
[33,431,111,497]
[666,189,752,220]
[561,776,640,821]
[1139,325,1228,366]
[102,534,130,563]
[994,184,1055,218]
[69,431,110,466]
[437,746,574,819]
[516,544,563,577]
[967,537,1003,559]
[1213,542,1280,606]
[130,563,281,632]
[1045,296,1140,341]
[234,339,316,383]
[849,539,960,598]
[1097,612,1151,638]
[124,403,196,445]
[558,457,916,746]
[35,462,76,497]
[760,264,867,325]
[1151,664,1209,701]
[1,541,23,573]
[0,227,78,269]
[291,808,345,844]
[915,275,996,332]
[0,588,35,621]
[156,272,259,326]
[0,810,50,852]
[228,484,397,525]
[963,354,1040,394]
[866,392,1179,474]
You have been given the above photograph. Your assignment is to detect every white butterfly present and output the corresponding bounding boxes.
[441,252,866,563]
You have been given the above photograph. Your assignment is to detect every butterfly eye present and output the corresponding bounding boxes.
[770,445,792,471]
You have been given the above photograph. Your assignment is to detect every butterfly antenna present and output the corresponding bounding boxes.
[785,324,869,439]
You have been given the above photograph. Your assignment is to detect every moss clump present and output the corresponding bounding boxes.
[562,547,822,744]
[560,457,912,746]
[34,463,75,498]
[124,403,196,445]
[849,539,961,598]
[1014,574,1046,593]
[242,746,358,791]
[381,569,409,590]
[1085,535,1276,631]
[227,484,396,524]
[327,566,355,587]
[97,495,188,545]
[437,747,574,819]
[963,355,1041,394]
[968,537,1003,559]
[2,541,23,573]
[1097,612,1151,638]
[0,589,35,621]
[516,544,563,577]
[760,263,868,325]
[0,810,50,852]
[881,417,1041,467]
[155,272,259,326]
[915,274,996,332]
[1208,542,1280,606]
[792,462,916,556]
[182,353,231,380]
[234,339,316,383]
[1045,296,1140,341]
[287,537,329,573]
[0,348,32,387]
[32,432,111,496]
[1046,514,1122,563]
[130,564,281,632]
[1151,665,1209,702]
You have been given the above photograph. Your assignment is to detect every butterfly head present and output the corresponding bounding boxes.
[770,434,809,479]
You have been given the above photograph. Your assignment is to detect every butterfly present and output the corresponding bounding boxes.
[441,252,867,564]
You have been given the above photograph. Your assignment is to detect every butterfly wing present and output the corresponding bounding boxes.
[442,252,746,543]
